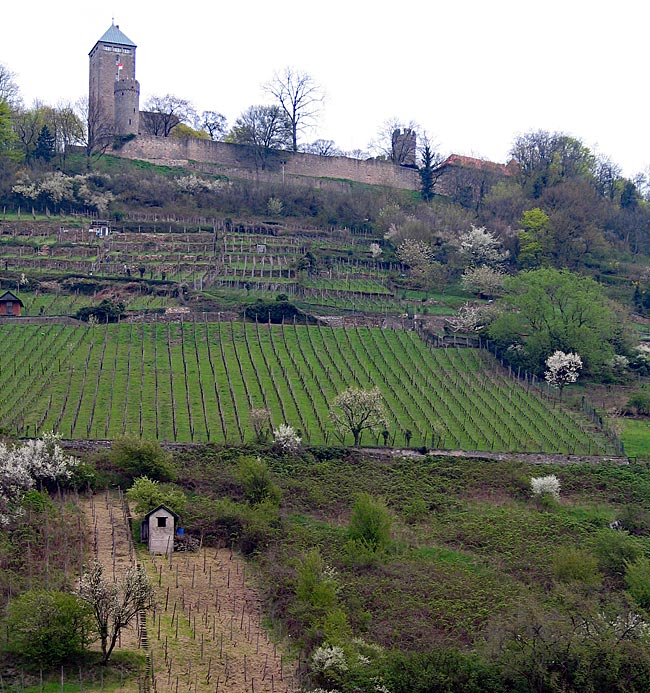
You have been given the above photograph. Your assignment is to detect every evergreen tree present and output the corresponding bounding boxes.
[34,124,55,162]
[419,142,436,201]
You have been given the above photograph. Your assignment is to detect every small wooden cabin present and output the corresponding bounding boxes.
[0,291,24,317]
[140,504,179,555]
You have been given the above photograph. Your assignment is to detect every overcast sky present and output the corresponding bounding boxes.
[3,0,648,176]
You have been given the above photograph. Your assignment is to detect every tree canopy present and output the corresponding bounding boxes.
[488,268,622,375]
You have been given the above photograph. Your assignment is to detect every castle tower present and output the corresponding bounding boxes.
[391,128,417,167]
[89,23,139,137]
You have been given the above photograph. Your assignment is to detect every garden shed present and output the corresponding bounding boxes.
[140,504,179,555]
[0,291,24,317]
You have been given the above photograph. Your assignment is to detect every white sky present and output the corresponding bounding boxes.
[2,0,648,177]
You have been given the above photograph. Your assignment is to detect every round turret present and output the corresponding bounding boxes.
[114,78,140,136]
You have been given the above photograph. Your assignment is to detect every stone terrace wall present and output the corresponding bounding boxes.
[116,135,420,190]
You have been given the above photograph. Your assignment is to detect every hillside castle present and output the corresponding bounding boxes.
[90,24,515,197]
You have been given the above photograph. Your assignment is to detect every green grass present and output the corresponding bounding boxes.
[621,418,650,458]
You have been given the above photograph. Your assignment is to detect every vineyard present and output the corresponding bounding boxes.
[1,222,474,318]
[0,321,610,453]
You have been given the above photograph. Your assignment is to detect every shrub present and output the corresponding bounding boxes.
[552,547,601,585]
[235,456,281,505]
[625,557,650,610]
[109,436,175,481]
[382,648,505,693]
[125,476,187,516]
[76,298,125,323]
[273,424,302,454]
[348,493,392,554]
[588,528,644,578]
[530,475,561,502]
[5,590,93,667]
[626,392,650,416]
[293,548,350,647]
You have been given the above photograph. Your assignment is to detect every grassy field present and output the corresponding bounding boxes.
[621,418,650,459]
[0,321,610,453]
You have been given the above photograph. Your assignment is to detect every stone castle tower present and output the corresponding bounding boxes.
[391,128,417,167]
[89,23,139,136]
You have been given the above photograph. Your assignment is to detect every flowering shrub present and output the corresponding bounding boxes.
[531,475,561,502]
[273,423,301,453]
[0,432,78,524]
[311,645,348,674]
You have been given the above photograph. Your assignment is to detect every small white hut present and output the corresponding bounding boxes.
[140,504,179,555]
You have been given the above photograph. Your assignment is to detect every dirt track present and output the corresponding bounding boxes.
[82,492,297,692]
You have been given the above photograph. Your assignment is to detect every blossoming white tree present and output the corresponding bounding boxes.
[457,225,509,269]
[545,350,583,398]
[0,432,78,525]
[77,561,155,664]
[330,388,388,446]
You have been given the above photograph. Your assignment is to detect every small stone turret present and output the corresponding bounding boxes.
[114,78,140,136]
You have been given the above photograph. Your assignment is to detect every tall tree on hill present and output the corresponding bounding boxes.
[264,67,324,152]
[0,63,20,108]
[33,124,55,163]
[510,130,595,198]
[143,94,196,137]
[227,104,292,171]
[488,267,621,376]
[418,133,444,201]
[75,96,113,169]
[198,110,227,141]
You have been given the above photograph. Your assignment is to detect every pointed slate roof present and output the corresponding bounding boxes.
[96,23,136,48]
[0,291,24,306]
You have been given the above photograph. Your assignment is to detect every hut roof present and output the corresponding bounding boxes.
[142,504,180,522]
[0,291,24,306]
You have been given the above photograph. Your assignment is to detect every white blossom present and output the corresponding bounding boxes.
[369,242,382,258]
[0,432,78,524]
[531,475,561,501]
[457,225,509,268]
[311,645,348,673]
[460,265,505,297]
[545,351,582,393]
[273,423,302,453]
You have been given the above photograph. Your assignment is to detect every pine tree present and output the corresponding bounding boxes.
[34,124,55,162]
[419,142,436,201]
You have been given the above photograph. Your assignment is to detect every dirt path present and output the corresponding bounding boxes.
[81,492,297,692]
[81,491,140,651]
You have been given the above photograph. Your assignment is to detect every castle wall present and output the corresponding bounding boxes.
[114,135,421,190]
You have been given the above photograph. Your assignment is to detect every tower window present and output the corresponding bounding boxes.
[123,48,131,54]
[113,46,121,52]
[103,45,111,51]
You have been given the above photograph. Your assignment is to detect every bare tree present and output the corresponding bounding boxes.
[76,96,113,168]
[300,139,341,156]
[51,102,85,164]
[198,110,227,141]
[11,104,46,163]
[78,561,155,665]
[143,94,196,137]
[0,63,20,107]
[227,104,291,170]
[264,67,323,152]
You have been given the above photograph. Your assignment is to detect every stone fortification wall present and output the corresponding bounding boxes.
[115,135,420,190]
